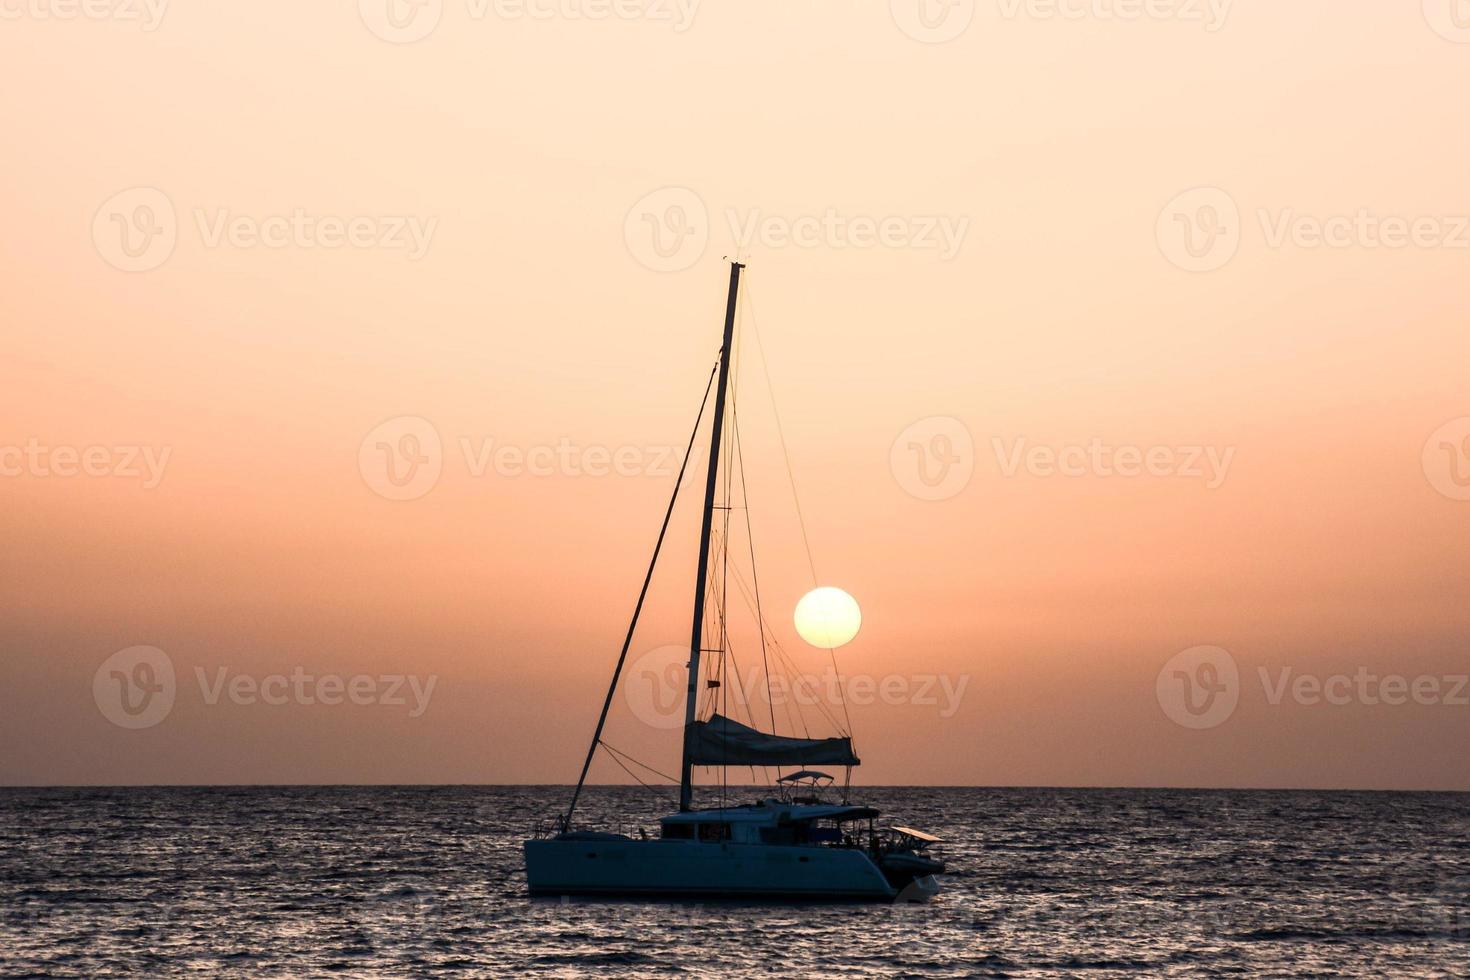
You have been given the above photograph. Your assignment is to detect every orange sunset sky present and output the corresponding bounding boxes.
[2,2,1468,790]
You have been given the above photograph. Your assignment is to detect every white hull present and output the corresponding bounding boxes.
[524,837,900,901]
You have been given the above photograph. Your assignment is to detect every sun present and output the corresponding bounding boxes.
[793,587,862,649]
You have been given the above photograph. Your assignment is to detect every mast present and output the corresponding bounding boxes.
[681,261,743,812]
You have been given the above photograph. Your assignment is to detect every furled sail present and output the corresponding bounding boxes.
[687,714,860,767]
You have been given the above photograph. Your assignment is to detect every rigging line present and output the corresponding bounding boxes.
[770,640,845,735]
[716,626,747,803]
[699,576,731,721]
[702,561,740,724]
[732,399,779,737]
[561,356,721,832]
[708,583,756,722]
[744,273,855,744]
[774,652,807,740]
[724,580,806,737]
[696,549,817,781]
[743,273,819,586]
[711,545,819,736]
[598,740,678,784]
[699,566,724,720]
[827,643,855,748]
[702,536,759,744]
[705,524,802,735]
[600,745,677,807]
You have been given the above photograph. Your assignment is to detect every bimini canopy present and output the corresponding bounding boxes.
[687,714,859,768]
[777,770,834,783]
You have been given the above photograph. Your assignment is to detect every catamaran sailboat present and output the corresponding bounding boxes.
[523,263,945,902]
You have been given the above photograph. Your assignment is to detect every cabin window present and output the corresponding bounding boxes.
[697,822,731,843]
[759,826,795,845]
[661,823,693,840]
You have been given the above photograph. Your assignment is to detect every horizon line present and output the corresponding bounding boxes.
[2,782,1466,794]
